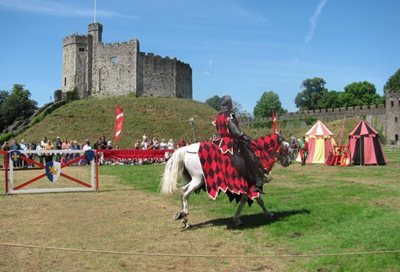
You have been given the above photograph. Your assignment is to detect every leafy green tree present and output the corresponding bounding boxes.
[0,84,38,131]
[317,90,342,109]
[205,95,221,111]
[253,91,287,118]
[341,81,383,107]
[384,68,400,93]
[294,77,328,110]
[0,90,9,131]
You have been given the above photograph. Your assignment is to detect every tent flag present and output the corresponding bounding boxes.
[272,111,279,133]
[114,105,124,143]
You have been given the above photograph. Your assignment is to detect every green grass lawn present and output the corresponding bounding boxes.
[99,151,400,271]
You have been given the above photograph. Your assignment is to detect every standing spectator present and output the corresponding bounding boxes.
[82,140,91,151]
[300,136,309,166]
[152,137,160,149]
[36,141,44,164]
[141,138,148,150]
[55,136,63,162]
[19,139,27,167]
[82,140,92,166]
[107,141,113,149]
[44,139,54,163]
[40,137,48,148]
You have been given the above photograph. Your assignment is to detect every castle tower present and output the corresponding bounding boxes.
[88,23,103,96]
[62,35,89,98]
[385,90,400,144]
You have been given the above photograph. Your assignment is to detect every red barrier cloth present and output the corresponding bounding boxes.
[101,149,173,160]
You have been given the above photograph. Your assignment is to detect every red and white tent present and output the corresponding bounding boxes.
[304,120,336,164]
[347,120,386,165]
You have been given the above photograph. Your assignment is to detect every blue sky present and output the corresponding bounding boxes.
[0,0,399,113]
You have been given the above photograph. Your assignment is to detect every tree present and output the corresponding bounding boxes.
[341,81,383,107]
[294,77,327,110]
[0,84,38,132]
[0,90,9,131]
[205,95,221,111]
[384,68,400,93]
[317,90,342,109]
[253,91,287,118]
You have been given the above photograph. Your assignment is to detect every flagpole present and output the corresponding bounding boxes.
[94,0,97,23]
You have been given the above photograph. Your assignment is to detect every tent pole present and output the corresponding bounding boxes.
[360,136,362,166]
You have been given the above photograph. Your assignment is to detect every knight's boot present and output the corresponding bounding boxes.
[252,176,265,194]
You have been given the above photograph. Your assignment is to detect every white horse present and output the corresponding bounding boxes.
[160,134,291,228]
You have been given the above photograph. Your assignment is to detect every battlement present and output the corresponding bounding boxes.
[142,52,189,66]
[240,103,387,125]
[278,103,386,120]
[101,39,138,48]
[63,34,88,46]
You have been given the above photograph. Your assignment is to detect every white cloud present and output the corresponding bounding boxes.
[0,0,135,19]
[305,0,328,44]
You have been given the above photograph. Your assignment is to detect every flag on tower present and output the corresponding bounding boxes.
[272,111,279,134]
[115,105,124,143]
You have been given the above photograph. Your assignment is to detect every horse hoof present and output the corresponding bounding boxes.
[184,223,192,229]
[233,219,242,227]
[174,212,183,220]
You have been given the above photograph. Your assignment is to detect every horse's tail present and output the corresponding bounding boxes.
[160,147,186,194]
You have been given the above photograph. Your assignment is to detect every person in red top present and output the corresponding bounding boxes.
[300,136,309,166]
[213,95,271,193]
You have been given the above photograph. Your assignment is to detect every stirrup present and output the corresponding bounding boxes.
[251,186,265,194]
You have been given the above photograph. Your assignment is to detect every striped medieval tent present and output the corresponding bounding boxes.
[347,120,386,165]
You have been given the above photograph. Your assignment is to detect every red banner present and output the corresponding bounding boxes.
[115,106,124,143]
[272,111,279,134]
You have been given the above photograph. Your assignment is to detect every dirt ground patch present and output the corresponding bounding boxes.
[0,176,283,272]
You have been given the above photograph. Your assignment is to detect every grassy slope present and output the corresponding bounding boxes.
[17,96,217,148]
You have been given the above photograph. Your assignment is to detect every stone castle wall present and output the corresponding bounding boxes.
[241,104,386,124]
[62,23,192,100]
[93,40,139,97]
[241,94,400,143]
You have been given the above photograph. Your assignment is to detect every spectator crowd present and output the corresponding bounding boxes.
[0,133,199,168]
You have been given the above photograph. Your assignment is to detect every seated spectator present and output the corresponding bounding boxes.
[167,139,174,150]
[159,139,167,150]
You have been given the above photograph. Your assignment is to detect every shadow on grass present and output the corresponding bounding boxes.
[187,208,310,230]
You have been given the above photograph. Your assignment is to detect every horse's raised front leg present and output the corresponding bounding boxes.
[174,176,203,229]
[255,196,274,218]
[233,194,248,227]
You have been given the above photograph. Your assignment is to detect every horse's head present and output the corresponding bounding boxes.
[250,133,292,171]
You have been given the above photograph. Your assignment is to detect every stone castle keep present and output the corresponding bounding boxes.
[62,22,192,99]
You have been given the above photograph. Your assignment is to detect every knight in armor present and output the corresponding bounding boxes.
[213,95,272,193]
